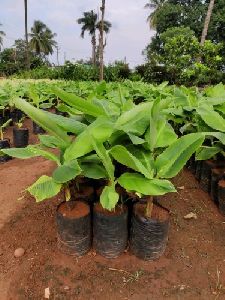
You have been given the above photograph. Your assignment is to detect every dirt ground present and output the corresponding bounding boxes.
[1,120,225,300]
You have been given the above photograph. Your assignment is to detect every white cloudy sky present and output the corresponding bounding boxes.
[1,0,155,66]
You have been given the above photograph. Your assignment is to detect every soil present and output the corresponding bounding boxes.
[218,179,225,188]
[134,203,169,222]
[94,202,127,216]
[58,201,90,219]
[1,122,225,299]
[212,168,225,176]
[74,185,94,199]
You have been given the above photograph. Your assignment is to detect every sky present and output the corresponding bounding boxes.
[0,0,155,67]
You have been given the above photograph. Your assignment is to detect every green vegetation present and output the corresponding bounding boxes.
[1,79,225,215]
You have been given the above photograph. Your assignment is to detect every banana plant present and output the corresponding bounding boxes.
[28,84,54,109]
[110,133,205,218]
[1,97,116,204]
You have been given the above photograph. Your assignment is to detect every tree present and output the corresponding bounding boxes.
[145,0,166,29]
[77,9,111,66]
[144,26,223,85]
[99,0,106,81]
[0,39,46,76]
[0,23,5,51]
[200,0,215,45]
[29,20,57,56]
[24,0,29,69]
[144,0,225,43]
[77,10,98,65]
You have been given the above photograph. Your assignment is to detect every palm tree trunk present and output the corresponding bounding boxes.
[91,33,96,65]
[200,0,215,46]
[24,0,30,69]
[99,0,105,81]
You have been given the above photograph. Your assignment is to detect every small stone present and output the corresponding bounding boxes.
[45,287,50,299]
[184,212,197,220]
[64,286,70,290]
[14,248,25,258]
[178,186,185,190]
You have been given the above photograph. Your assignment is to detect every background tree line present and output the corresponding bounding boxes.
[141,0,225,85]
[1,0,225,85]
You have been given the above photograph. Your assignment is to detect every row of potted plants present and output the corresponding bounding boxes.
[188,157,225,216]
[1,87,215,260]
[1,81,225,260]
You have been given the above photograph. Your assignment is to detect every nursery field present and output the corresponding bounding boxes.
[1,79,225,299]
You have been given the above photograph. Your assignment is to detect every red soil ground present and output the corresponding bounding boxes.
[1,120,225,300]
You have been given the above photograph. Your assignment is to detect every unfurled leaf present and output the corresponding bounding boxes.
[156,133,204,178]
[109,145,152,179]
[115,102,152,129]
[39,135,66,149]
[64,117,114,161]
[44,111,87,135]
[197,106,225,132]
[196,146,221,160]
[13,98,70,145]
[81,163,107,179]
[118,172,176,196]
[90,137,114,181]
[27,175,62,202]
[52,87,107,117]
[1,145,60,165]
[100,185,119,211]
[52,160,81,183]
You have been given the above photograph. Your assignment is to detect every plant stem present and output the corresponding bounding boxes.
[0,128,3,141]
[64,186,75,210]
[145,196,153,218]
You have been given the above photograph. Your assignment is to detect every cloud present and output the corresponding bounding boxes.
[1,0,155,66]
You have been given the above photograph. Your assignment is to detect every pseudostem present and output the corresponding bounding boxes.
[145,196,153,218]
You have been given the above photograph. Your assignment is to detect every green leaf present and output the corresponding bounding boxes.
[116,102,152,128]
[155,120,177,148]
[115,102,152,129]
[56,103,82,115]
[44,111,87,135]
[118,173,176,196]
[196,146,221,161]
[52,160,81,183]
[109,145,152,179]
[156,133,205,178]
[205,132,225,145]
[197,105,225,132]
[81,163,107,179]
[52,87,107,117]
[145,118,177,150]
[78,154,101,164]
[1,147,37,159]
[39,135,66,149]
[100,185,119,211]
[90,137,114,181]
[1,145,60,165]
[27,175,62,202]
[13,98,70,145]
[128,133,145,145]
[64,117,114,161]
[205,83,225,99]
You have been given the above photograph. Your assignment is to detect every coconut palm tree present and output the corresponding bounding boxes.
[77,10,111,65]
[145,0,166,29]
[29,20,57,56]
[24,0,29,69]
[0,23,5,51]
[99,0,106,81]
[200,0,215,45]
